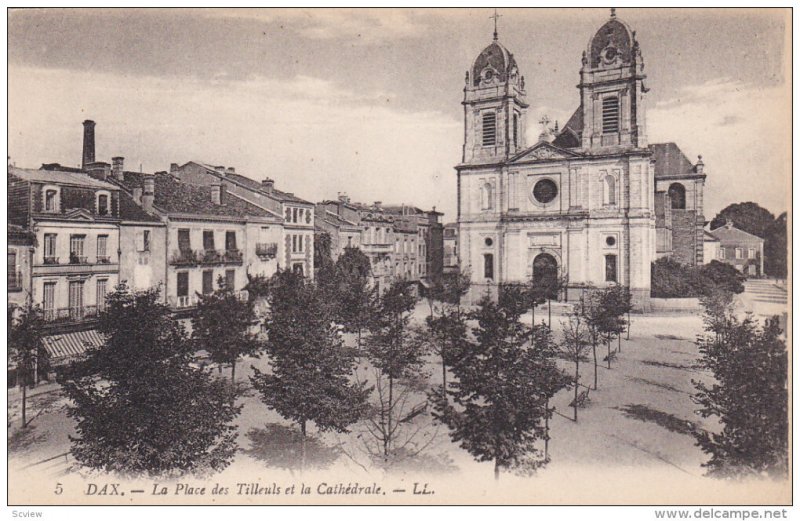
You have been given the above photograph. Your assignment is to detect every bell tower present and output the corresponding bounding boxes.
[462,25,528,164]
[579,9,647,151]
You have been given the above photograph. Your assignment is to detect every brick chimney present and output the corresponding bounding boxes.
[225,167,236,175]
[170,163,179,174]
[132,186,142,204]
[82,120,96,169]
[85,161,111,180]
[338,192,350,204]
[214,166,225,176]
[112,156,124,181]
[261,178,274,194]
[211,183,221,205]
[373,201,382,210]
[142,174,155,212]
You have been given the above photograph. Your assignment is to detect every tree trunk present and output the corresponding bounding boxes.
[548,299,552,328]
[607,340,611,369]
[441,354,447,392]
[494,459,500,481]
[300,419,307,472]
[626,311,631,340]
[21,376,27,428]
[385,375,393,462]
[357,328,362,351]
[618,332,622,353]
[544,397,550,460]
[573,361,579,422]
[592,341,598,390]
[231,359,236,385]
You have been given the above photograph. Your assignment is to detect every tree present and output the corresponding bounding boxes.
[559,313,592,422]
[433,294,567,479]
[60,284,240,476]
[764,212,787,278]
[362,280,429,466]
[710,202,775,239]
[576,290,603,390]
[595,285,631,361]
[692,314,788,478]
[250,269,370,469]
[422,269,471,395]
[335,247,377,349]
[314,231,333,272]
[8,303,51,428]
[698,287,736,341]
[193,277,261,384]
[711,202,787,278]
[698,260,746,295]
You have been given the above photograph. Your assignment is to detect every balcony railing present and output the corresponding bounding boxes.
[97,255,111,264]
[43,256,60,265]
[68,254,88,265]
[222,249,243,264]
[43,305,101,324]
[256,242,278,259]
[8,271,23,291]
[170,249,200,266]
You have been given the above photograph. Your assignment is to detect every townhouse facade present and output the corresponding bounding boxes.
[171,162,314,278]
[708,221,764,276]
[9,167,122,329]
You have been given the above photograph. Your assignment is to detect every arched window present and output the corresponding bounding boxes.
[604,174,616,205]
[668,183,686,210]
[481,182,494,210]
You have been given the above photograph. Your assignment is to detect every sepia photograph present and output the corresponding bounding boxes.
[5,6,792,510]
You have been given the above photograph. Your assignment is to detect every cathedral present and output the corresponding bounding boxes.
[456,10,707,310]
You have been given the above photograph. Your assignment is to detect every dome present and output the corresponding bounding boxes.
[587,15,635,69]
[471,41,519,87]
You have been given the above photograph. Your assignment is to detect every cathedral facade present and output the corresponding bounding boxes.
[456,11,706,309]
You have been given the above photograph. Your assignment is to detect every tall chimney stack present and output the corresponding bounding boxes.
[211,183,221,205]
[142,174,155,212]
[112,156,124,181]
[261,178,274,194]
[82,120,96,169]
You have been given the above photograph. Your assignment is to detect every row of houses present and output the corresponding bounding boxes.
[8,120,443,370]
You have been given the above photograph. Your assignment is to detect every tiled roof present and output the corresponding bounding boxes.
[709,225,764,243]
[552,107,583,149]
[8,223,35,242]
[649,143,698,178]
[116,171,274,219]
[9,167,118,190]
[703,230,720,242]
[321,210,359,228]
[118,191,162,223]
[193,163,312,205]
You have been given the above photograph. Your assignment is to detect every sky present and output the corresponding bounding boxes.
[8,8,790,222]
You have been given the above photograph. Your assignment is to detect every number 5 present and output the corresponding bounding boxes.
[54,483,63,495]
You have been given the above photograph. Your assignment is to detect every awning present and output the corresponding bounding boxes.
[43,329,105,362]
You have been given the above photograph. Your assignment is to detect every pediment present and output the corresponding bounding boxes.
[511,142,582,163]
[63,208,96,221]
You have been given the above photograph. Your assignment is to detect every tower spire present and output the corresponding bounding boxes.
[490,9,502,41]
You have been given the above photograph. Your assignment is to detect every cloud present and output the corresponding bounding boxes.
[649,78,789,216]
[206,8,428,44]
[8,65,461,219]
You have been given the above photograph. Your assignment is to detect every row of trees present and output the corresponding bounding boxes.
[692,289,788,478]
[8,252,638,479]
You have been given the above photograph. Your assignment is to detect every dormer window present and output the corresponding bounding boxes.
[97,193,109,215]
[602,96,619,134]
[43,186,59,213]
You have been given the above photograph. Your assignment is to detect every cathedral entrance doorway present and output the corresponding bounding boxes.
[532,253,559,300]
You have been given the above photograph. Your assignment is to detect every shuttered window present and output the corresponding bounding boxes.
[482,112,497,146]
[178,229,191,252]
[202,270,213,294]
[602,96,619,134]
[177,272,189,297]
[225,231,237,251]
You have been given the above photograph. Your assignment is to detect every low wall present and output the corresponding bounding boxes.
[648,297,701,313]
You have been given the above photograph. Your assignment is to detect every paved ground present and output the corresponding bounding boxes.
[8,290,789,503]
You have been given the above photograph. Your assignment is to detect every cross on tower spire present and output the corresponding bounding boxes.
[490,9,502,41]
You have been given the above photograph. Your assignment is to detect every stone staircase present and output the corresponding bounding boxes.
[744,279,788,306]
